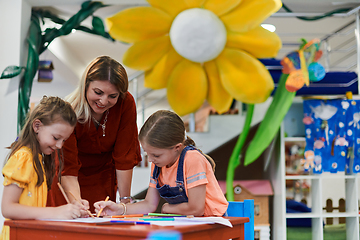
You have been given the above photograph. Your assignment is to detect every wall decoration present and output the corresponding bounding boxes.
[38,60,54,82]
[303,97,360,174]
[105,0,282,116]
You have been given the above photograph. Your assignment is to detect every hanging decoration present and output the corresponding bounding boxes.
[105,0,282,116]
[225,38,325,201]
[244,38,325,166]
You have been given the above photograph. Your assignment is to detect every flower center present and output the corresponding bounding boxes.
[169,8,227,63]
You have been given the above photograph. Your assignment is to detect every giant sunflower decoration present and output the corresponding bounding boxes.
[106,0,282,116]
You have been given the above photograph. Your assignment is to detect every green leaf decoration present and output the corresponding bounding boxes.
[17,14,41,132]
[92,16,105,35]
[81,1,93,9]
[0,66,25,79]
[8,2,114,133]
[244,73,295,166]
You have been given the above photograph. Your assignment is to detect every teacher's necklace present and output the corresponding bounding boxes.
[92,110,109,137]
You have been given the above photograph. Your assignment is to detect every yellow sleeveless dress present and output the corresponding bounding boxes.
[1,146,47,240]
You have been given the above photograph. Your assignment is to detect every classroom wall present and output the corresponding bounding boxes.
[0,0,32,226]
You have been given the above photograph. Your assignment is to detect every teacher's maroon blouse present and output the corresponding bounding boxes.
[47,92,142,212]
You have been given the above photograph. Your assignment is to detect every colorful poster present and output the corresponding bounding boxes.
[302,99,358,174]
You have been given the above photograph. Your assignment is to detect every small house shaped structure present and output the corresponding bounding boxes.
[219,180,273,240]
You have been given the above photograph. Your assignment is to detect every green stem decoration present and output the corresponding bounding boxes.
[226,104,254,201]
[1,1,113,133]
[244,73,296,166]
[18,14,41,133]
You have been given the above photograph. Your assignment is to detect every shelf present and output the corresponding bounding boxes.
[271,103,360,240]
[322,212,359,218]
[284,137,306,142]
[285,213,319,218]
[285,174,358,180]
[286,212,359,219]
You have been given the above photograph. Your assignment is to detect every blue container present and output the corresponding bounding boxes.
[147,230,181,240]
[227,200,254,240]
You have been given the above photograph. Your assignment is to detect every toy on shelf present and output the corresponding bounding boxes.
[285,141,307,175]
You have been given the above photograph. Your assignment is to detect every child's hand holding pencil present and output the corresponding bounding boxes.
[57,183,93,218]
[67,191,94,218]
[94,198,126,217]
[97,196,109,217]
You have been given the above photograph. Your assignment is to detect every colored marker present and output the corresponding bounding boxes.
[97,221,134,225]
[110,220,151,225]
[148,213,183,217]
[135,221,151,225]
[111,214,144,218]
[140,217,175,221]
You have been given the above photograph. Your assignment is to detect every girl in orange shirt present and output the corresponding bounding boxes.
[1,96,85,240]
[94,110,228,217]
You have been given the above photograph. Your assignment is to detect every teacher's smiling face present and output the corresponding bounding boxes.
[86,80,120,119]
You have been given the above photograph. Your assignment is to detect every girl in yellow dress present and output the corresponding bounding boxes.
[1,96,86,240]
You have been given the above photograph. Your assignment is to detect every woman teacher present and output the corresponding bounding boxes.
[47,56,142,213]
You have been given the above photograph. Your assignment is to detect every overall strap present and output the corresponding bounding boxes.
[152,164,160,180]
[176,145,196,184]
[152,145,197,182]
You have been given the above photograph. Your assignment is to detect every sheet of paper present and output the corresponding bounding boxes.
[174,217,233,228]
[39,217,112,223]
[38,216,232,227]
[150,221,214,226]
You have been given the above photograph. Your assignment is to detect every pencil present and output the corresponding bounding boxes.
[57,182,70,204]
[97,196,109,217]
[67,191,95,218]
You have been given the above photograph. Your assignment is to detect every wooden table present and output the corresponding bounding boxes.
[5,217,248,240]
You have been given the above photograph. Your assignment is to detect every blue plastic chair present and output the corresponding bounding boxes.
[226,200,254,240]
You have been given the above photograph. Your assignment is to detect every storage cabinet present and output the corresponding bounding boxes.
[269,100,360,240]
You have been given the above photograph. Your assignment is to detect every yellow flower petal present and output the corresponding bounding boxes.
[123,35,171,71]
[106,6,172,43]
[204,0,241,17]
[147,0,188,18]
[226,25,282,58]
[203,61,233,113]
[184,0,206,8]
[216,48,274,104]
[167,60,207,116]
[221,0,282,32]
[144,48,183,89]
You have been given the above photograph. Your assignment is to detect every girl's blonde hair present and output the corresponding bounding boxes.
[6,96,77,189]
[66,56,128,123]
[139,110,216,171]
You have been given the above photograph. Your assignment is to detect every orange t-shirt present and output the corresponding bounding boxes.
[149,150,228,216]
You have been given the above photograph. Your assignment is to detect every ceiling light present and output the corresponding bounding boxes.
[261,24,276,32]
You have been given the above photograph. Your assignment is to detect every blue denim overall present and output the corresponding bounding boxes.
[153,145,196,204]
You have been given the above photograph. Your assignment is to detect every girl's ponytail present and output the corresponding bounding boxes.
[184,136,216,172]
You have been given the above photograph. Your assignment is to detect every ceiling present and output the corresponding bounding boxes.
[38,0,360,65]
[28,0,360,111]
